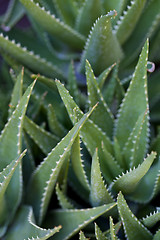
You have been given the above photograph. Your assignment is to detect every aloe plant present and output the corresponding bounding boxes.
[0,0,160,239]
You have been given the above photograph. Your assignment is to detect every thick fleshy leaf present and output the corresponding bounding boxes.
[110,216,118,240]
[114,0,146,45]
[97,63,116,89]
[95,223,108,240]
[71,134,90,191]
[142,208,160,228]
[127,158,160,203]
[67,61,79,105]
[114,40,149,149]
[86,60,114,137]
[4,206,61,240]
[111,152,156,194]
[154,229,160,240]
[79,11,123,75]
[75,0,102,36]
[8,68,23,118]
[0,34,65,80]
[23,116,59,155]
[47,104,66,138]
[113,137,125,170]
[20,0,85,49]
[102,143,123,181]
[117,192,152,240]
[79,231,88,240]
[90,149,114,207]
[122,110,149,168]
[56,184,75,209]
[0,150,26,236]
[56,80,113,156]
[0,80,35,223]
[122,0,160,66]
[26,105,97,224]
[45,203,116,240]
[53,0,77,27]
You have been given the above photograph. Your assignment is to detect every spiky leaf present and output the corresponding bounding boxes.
[111,152,156,194]
[80,11,123,75]
[114,40,149,151]
[45,203,116,240]
[117,192,152,240]
[4,206,61,240]
[90,148,114,206]
[26,105,97,224]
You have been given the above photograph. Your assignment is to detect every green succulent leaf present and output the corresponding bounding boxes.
[97,63,116,89]
[53,0,77,27]
[71,133,90,191]
[8,68,23,118]
[113,137,125,170]
[122,110,149,168]
[127,159,160,203]
[90,148,114,207]
[102,64,119,107]
[110,216,118,240]
[86,60,114,137]
[0,150,26,236]
[117,192,152,240]
[67,61,79,105]
[0,34,65,80]
[79,231,88,240]
[0,80,35,223]
[20,0,85,49]
[142,208,160,228]
[47,104,66,138]
[75,0,102,36]
[101,143,123,182]
[122,0,160,66]
[95,222,108,240]
[45,203,116,240]
[56,80,113,156]
[153,229,160,240]
[79,10,123,75]
[114,0,147,45]
[114,40,149,151]
[26,104,97,224]
[4,206,61,240]
[56,184,75,209]
[111,151,156,194]
[23,116,59,155]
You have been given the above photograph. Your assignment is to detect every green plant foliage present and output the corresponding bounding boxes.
[0,0,160,239]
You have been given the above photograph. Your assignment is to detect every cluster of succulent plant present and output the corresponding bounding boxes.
[0,0,160,239]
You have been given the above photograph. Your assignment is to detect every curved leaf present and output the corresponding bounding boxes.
[79,11,123,75]
[45,203,116,240]
[114,40,149,150]
[75,0,102,36]
[90,148,114,207]
[4,206,61,240]
[86,60,114,137]
[20,0,85,49]
[26,105,97,224]
[111,152,156,194]
[0,34,65,80]
[114,0,146,45]
[117,192,152,240]
[23,116,59,155]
